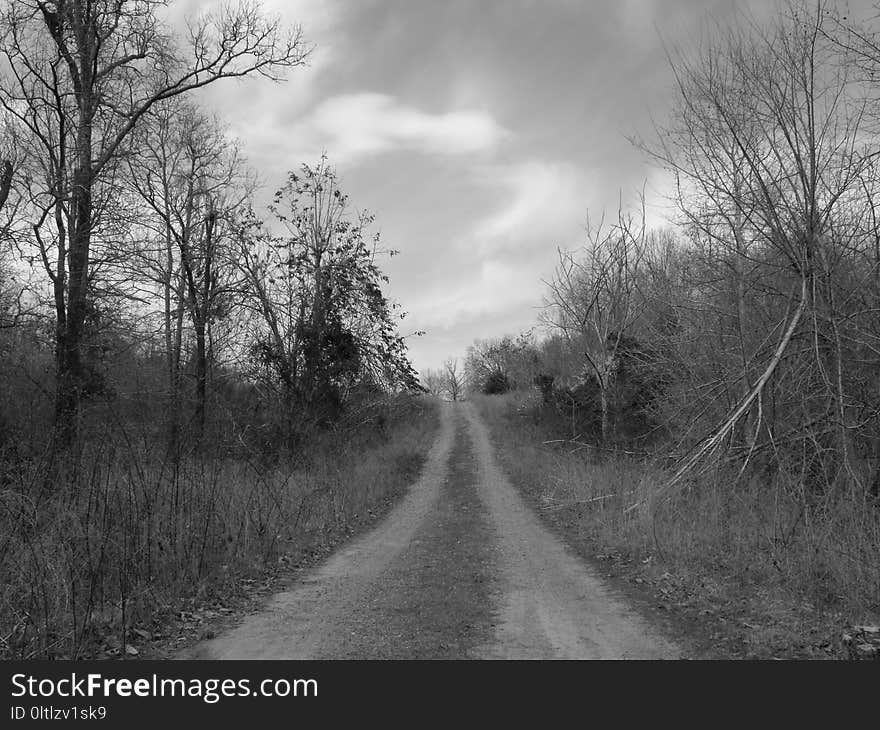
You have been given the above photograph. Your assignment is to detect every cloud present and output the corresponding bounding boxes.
[284,93,508,165]
[407,256,543,333]
[470,160,591,255]
[391,159,592,344]
[615,0,663,35]
[179,0,341,163]
[467,158,679,259]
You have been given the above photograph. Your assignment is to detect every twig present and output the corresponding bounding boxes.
[541,438,649,457]
[541,493,617,511]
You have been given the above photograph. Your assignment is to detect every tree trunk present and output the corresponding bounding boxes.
[731,168,755,450]
[599,377,609,446]
[0,161,12,211]
[54,146,92,445]
[164,218,185,452]
[50,6,97,447]
[193,315,207,435]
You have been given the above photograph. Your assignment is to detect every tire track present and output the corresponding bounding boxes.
[463,402,679,659]
[184,401,456,659]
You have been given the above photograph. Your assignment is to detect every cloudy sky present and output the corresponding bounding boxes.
[180,0,864,375]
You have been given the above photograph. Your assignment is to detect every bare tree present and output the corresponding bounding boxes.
[420,367,445,397]
[543,204,647,444]
[464,332,537,394]
[442,357,463,402]
[639,1,876,502]
[126,102,252,442]
[0,0,309,444]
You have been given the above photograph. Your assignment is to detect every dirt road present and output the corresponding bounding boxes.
[185,401,679,660]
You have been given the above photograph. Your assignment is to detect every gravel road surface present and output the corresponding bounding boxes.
[185,401,678,660]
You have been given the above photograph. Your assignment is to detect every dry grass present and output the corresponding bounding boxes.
[474,390,880,656]
[0,394,439,659]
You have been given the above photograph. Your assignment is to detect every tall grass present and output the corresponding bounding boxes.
[475,391,880,617]
[0,394,438,659]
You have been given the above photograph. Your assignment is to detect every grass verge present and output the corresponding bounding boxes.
[0,394,440,659]
[473,391,880,659]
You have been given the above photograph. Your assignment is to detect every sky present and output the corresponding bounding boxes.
[176,0,870,375]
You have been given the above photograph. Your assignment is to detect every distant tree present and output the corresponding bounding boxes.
[542,204,647,444]
[420,368,445,397]
[464,332,538,393]
[442,358,463,401]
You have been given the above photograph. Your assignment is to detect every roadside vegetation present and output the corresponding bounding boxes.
[447,3,880,658]
[1,395,438,659]
[475,391,876,658]
[0,2,430,658]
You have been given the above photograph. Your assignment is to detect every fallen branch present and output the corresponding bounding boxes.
[541,439,649,457]
[541,493,618,511]
[627,276,808,516]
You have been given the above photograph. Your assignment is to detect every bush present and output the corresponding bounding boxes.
[482,369,511,395]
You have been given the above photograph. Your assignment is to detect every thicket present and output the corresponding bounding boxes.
[0,1,427,657]
[459,2,880,615]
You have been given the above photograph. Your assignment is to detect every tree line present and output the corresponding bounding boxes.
[0,1,429,658]
[456,1,880,513]
[0,1,421,461]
